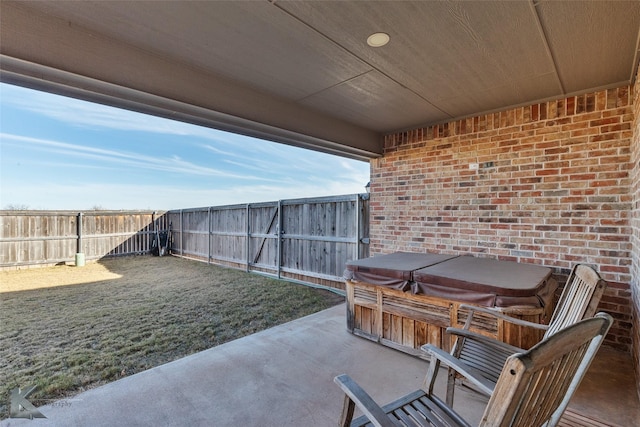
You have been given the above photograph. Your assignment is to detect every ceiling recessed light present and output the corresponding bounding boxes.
[367,32,390,47]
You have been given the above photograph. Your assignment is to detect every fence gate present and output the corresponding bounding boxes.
[248,202,280,274]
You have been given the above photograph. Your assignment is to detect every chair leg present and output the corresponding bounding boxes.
[446,367,457,407]
[339,394,356,427]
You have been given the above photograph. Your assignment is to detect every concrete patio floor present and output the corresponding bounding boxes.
[2,304,638,427]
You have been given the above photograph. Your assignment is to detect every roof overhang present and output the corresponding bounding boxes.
[1,1,639,160]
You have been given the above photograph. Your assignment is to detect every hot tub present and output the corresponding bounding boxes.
[345,253,557,359]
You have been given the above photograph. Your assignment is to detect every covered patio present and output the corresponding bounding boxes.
[1,305,637,427]
[1,2,640,425]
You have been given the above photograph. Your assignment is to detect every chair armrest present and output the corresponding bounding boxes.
[458,303,551,331]
[421,344,496,396]
[446,327,523,355]
[334,375,396,427]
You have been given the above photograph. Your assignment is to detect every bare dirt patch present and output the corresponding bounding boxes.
[1,262,123,292]
[0,255,344,419]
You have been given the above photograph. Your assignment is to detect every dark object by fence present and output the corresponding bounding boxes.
[152,225,171,257]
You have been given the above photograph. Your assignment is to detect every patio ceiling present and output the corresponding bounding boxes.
[1,1,639,160]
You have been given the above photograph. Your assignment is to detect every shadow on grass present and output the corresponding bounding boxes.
[0,255,344,419]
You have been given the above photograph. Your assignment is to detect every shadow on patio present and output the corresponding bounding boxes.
[2,304,637,427]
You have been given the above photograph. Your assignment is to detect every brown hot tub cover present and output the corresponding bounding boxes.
[344,252,457,292]
[412,256,558,308]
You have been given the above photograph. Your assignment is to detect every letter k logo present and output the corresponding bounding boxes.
[10,386,47,419]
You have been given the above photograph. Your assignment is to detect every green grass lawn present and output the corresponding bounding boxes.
[0,255,344,419]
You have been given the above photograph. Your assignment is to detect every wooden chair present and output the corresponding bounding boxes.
[439,264,607,406]
[335,313,612,427]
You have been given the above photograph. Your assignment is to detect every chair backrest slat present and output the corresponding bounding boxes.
[544,265,606,338]
[481,313,612,427]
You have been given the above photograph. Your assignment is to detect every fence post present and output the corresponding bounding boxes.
[152,211,156,255]
[208,206,212,265]
[355,195,361,262]
[75,212,85,267]
[180,210,184,257]
[245,204,250,272]
[277,200,282,279]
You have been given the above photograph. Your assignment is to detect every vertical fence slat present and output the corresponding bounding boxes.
[246,204,250,272]
[277,200,282,279]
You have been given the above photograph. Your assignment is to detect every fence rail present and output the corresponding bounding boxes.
[0,211,168,268]
[167,194,369,290]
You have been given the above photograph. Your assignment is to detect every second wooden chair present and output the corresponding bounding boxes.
[430,263,607,406]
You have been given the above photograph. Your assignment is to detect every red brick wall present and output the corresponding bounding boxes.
[631,72,640,398]
[372,86,634,352]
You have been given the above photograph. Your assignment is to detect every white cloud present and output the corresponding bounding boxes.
[201,144,238,157]
[0,179,369,211]
[1,132,369,210]
[0,83,232,141]
[0,133,275,180]
[1,83,370,210]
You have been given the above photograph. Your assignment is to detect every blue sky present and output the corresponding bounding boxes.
[0,83,370,210]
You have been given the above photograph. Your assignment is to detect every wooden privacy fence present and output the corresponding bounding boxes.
[0,210,168,268]
[167,194,370,291]
[0,195,369,291]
